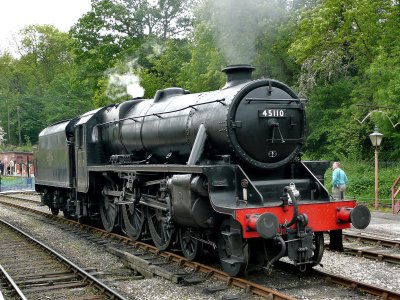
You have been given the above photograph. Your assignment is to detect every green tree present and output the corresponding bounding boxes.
[179,0,307,91]
[0,25,88,145]
[140,39,191,97]
[289,0,400,160]
[43,69,94,124]
[70,0,194,107]
[178,22,225,92]
[0,53,16,144]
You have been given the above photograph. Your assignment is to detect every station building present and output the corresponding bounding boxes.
[0,151,34,177]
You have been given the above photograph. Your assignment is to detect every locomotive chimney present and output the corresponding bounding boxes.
[222,64,255,88]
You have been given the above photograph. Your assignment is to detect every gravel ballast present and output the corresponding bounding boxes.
[0,202,258,300]
[1,195,400,299]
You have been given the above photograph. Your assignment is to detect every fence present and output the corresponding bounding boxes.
[352,196,393,207]
[378,161,400,169]
[0,177,35,192]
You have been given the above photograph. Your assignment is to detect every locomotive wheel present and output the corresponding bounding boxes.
[100,185,118,232]
[217,219,249,277]
[50,207,59,215]
[147,206,175,251]
[179,228,203,261]
[122,203,145,241]
[62,210,71,219]
[310,232,324,267]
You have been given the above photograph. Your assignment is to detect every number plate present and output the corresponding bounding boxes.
[259,109,286,118]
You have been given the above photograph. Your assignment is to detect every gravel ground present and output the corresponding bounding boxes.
[319,211,400,293]
[2,195,400,299]
[315,251,400,292]
[247,263,377,300]
[0,202,259,300]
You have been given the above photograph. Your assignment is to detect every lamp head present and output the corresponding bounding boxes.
[369,127,383,147]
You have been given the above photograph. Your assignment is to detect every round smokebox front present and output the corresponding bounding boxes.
[228,80,306,169]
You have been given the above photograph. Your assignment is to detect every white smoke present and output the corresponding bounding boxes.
[105,58,145,100]
[204,0,281,64]
[146,42,165,61]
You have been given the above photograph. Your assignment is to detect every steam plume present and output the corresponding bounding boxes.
[204,0,281,64]
[105,58,145,100]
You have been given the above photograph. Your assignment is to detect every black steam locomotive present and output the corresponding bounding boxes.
[35,65,370,276]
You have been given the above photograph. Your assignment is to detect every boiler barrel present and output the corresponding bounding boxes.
[118,89,234,162]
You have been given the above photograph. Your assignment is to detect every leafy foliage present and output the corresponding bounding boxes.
[178,22,225,92]
[290,0,400,160]
[0,25,90,145]
[0,0,398,166]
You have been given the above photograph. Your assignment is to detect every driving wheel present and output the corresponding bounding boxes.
[122,203,145,241]
[147,205,175,251]
[179,227,203,261]
[217,218,248,276]
[100,184,119,232]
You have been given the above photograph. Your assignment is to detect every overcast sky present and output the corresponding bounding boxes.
[0,0,92,51]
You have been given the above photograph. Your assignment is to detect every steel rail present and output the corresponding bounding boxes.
[114,241,294,300]
[0,192,40,204]
[3,193,400,299]
[6,193,400,299]
[0,264,28,300]
[343,232,400,248]
[313,269,400,300]
[0,217,128,300]
[338,232,400,265]
[275,260,400,300]
[4,193,400,298]
[0,195,294,300]
[342,246,400,264]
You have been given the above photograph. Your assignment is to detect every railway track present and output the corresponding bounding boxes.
[265,261,400,300]
[328,232,400,265]
[312,268,400,300]
[8,192,400,265]
[0,264,27,300]
[0,217,127,300]
[0,193,293,300]
[1,192,400,299]
[343,232,400,248]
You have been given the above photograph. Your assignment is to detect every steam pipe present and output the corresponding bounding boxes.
[283,186,298,228]
[265,235,286,270]
[187,124,207,165]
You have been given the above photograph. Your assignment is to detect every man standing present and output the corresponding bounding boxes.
[332,162,348,200]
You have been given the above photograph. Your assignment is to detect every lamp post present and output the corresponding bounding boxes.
[369,127,383,210]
